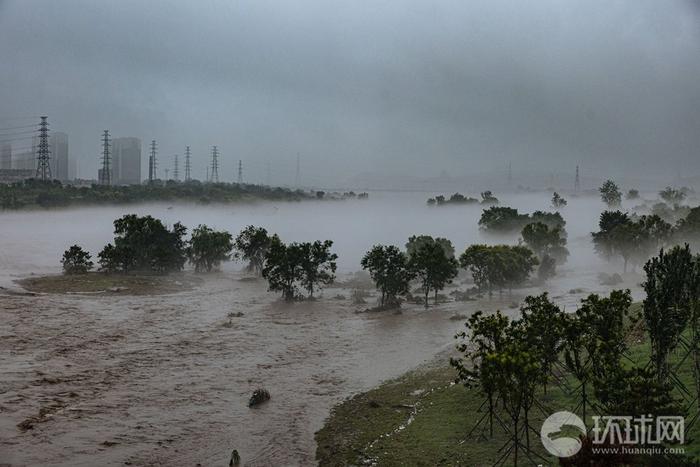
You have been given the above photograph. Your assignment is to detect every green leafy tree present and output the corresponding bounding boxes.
[521,222,569,264]
[561,313,593,421]
[97,214,187,274]
[61,245,93,274]
[515,293,565,394]
[459,244,497,293]
[262,238,337,300]
[460,244,538,294]
[360,245,414,307]
[593,211,672,272]
[405,235,455,259]
[234,225,274,275]
[478,206,528,233]
[599,179,622,207]
[626,189,640,200]
[485,341,541,464]
[188,224,234,272]
[576,290,633,408]
[262,237,303,301]
[643,246,695,384]
[298,240,338,298]
[407,240,458,306]
[497,245,539,292]
[451,310,510,437]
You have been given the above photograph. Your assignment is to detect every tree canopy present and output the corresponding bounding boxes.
[188,224,234,272]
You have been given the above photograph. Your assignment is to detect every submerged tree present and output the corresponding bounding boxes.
[551,192,567,209]
[61,245,93,274]
[405,235,455,259]
[97,214,187,274]
[360,245,414,307]
[599,179,622,207]
[234,225,274,275]
[262,237,337,301]
[460,244,538,295]
[298,240,338,298]
[592,211,672,273]
[407,240,458,306]
[188,224,234,272]
[521,222,569,264]
[262,237,302,301]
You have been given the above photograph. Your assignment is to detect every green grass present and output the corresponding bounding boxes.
[316,304,700,466]
[18,272,202,295]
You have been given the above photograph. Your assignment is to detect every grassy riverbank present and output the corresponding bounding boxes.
[316,305,700,466]
[18,272,202,295]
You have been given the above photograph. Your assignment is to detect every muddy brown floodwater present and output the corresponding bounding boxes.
[0,193,644,465]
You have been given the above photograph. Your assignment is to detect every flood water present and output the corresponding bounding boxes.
[0,192,643,466]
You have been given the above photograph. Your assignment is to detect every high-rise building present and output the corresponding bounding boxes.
[50,132,69,181]
[112,137,141,185]
[0,143,11,169]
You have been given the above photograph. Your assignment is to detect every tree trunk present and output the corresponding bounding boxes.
[424,287,429,308]
[434,288,438,305]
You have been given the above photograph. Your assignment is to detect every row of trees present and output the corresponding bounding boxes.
[62,215,234,275]
[2,178,313,210]
[451,244,700,465]
[427,191,499,206]
[361,236,541,307]
[478,206,565,234]
[61,218,341,302]
[592,207,700,272]
[599,179,693,208]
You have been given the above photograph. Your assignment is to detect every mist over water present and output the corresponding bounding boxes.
[0,192,646,465]
[1,191,609,275]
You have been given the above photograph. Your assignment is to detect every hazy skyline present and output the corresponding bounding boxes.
[1,0,699,186]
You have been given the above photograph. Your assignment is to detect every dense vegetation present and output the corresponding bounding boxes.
[0,178,316,209]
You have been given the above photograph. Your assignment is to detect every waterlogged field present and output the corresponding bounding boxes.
[0,192,644,465]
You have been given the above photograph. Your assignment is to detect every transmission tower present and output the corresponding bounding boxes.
[99,130,111,186]
[149,140,157,182]
[35,116,51,180]
[173,154,179,181]
[184,146,191,181]
[237,159,243,184]
[210,145,219,183]
[575,165,580,192]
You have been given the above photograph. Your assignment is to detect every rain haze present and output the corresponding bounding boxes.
[2,1,700,466]
[1,0,699,186]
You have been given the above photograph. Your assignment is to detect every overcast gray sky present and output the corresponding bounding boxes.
[1,0,699,186]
